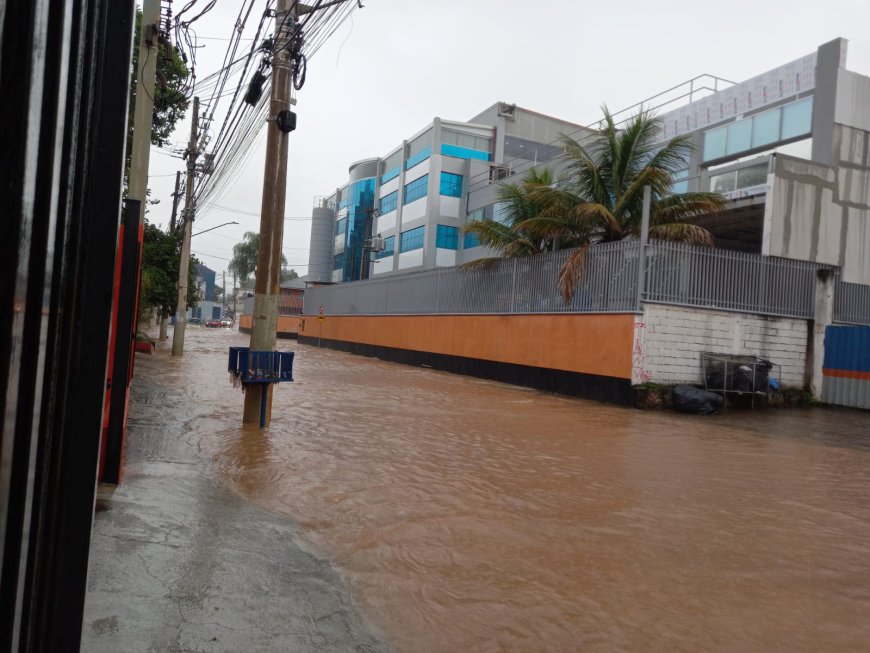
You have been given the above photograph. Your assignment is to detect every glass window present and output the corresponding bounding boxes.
[670,169,689,194]
[335,217,347,238]
[439,172,463,197]
[400,226,425,252]
[441,129,492,153]
[379,190,398,214]
[376,235,395,259]
[710,171,737,193]
[436,225,458,250]
[463,232,481,249]
[726,120,752,155]
[703,126,727,161]
[782,96,813,140]
[408,130,432,158]
[751,108,781,149]
[736,162,768,189]
[383,149,402,172]
[333,252,345,270]
[403,174,429,205]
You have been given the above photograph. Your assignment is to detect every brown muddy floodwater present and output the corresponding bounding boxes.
[179,328,870,652]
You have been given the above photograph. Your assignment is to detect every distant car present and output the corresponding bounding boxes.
[205,319,223,328]
[188,317,201,325]
[221,319,233,328]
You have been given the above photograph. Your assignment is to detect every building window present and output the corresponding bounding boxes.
[333,252,345,270]
[403,174,429,205]
[382,149,402,182]
[781,97,814,140]
[670,169,689,194]
[441,129,492,153]
[406,130,433,169]
[376,235,395,259]
[379,190,398,214]
[439,172,463,197]
[709,162,768,195]
[400,225,425,252]
[335,217,347,238]
[702,96,814,162]
[463,208,485,249]
[436,225,458,250]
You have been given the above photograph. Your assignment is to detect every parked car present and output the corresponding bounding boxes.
[188,317,201,325]
[205,318,223,328]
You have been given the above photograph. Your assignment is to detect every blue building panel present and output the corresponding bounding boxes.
[441,143,491,161]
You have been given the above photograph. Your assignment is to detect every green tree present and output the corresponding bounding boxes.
[229,231,287,288]
[464,107,725,300]
[139,223,198,336]
[281,266,299,282]
[462,168,586,268]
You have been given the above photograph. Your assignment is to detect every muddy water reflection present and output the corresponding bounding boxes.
[182,330,870,651]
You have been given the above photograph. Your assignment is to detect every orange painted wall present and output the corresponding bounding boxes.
[240,313,300,336]
[298,314,634,379]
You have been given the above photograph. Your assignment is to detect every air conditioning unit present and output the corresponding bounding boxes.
[498,103,516,119]
[366,236,386,253]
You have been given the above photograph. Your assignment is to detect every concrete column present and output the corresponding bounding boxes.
[809,268,836,398]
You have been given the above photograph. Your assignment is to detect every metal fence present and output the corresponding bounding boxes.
[304,240,639,316]
[834,277,870,325]
[303,240,870,323]
[644,241,823,319]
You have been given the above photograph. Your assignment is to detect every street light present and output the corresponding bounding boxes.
[192,220,238,237]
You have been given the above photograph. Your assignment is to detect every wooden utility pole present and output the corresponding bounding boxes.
[128,0,160,226]
[172,96,199,357]
[169,170,182,231]
[243,0,295,425]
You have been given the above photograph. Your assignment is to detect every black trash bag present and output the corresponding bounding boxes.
[672,384,724,415]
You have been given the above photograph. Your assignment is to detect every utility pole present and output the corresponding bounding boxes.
[243,0,295,425]
[169,170,182,231]
[233,271,238,315]
[222,270,226,313]
[172,96,199,357]
[128,0,160,227]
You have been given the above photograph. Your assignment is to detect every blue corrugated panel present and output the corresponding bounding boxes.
[823,325,870,372]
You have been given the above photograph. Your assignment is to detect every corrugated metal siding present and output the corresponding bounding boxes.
[822,325,870,409]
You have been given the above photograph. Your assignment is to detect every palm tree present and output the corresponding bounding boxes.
[463,107,726,300]
[527,107,725,299]
[463,168,553,269]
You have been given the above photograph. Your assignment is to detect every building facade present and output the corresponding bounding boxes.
[307,105,589,283]
[309,37,870,287]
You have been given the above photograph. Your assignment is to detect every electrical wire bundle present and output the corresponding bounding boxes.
[194,0,361,217]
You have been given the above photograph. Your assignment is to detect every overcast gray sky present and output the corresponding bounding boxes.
[146,0,870,279]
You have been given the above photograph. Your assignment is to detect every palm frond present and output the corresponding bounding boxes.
[649,223,715,247]
[652,192,727,225]
[558,243,591,302]
[458,256,504,271]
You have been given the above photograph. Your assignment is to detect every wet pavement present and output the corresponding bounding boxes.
[81,337,388,652]
[85,327,870,652]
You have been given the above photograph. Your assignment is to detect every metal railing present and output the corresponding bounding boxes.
[834,276,870,325]
[644,241,824,319]
[304,241,640,316]
[302,240,865,322]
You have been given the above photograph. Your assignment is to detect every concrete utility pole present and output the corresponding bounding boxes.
[172,96,200,357]
[169,170,182,231]
[243,0,296,425]
[222,270,226,312]
[128,0,160,227]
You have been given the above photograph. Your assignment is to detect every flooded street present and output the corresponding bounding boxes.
[176,328,870,652]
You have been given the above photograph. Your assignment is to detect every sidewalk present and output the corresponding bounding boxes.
[82,347,387,652]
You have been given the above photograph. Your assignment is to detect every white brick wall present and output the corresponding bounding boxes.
[633,304,808,387]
